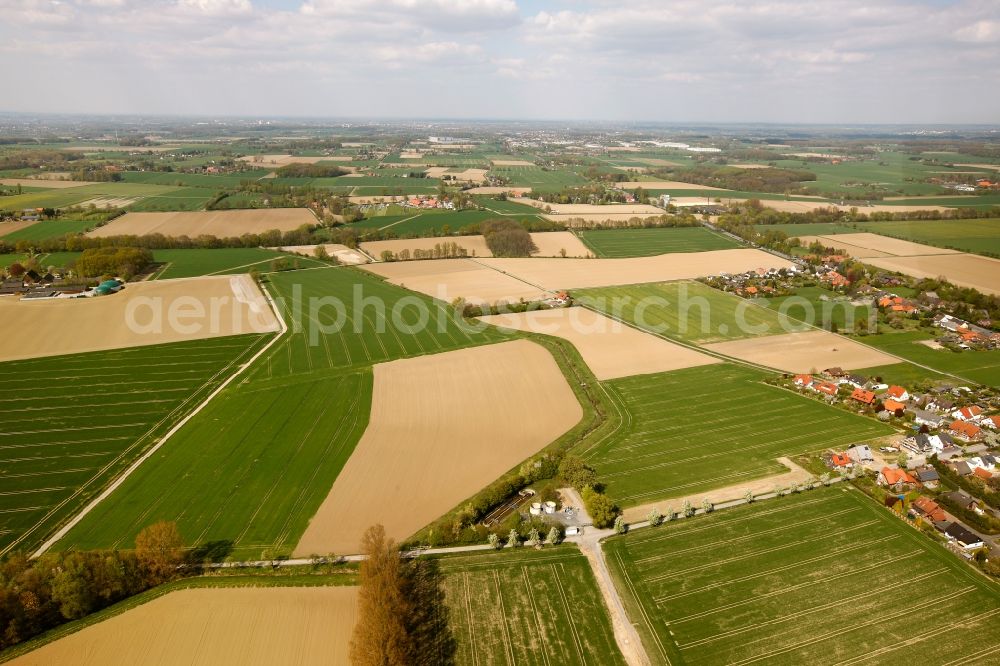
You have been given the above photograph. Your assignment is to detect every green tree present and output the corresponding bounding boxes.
[546,526,561,545]
[350,525,413,666]
[134,521,184,586]
[647,507,663,526]
[582,487,617,529]
[558,455,598,491]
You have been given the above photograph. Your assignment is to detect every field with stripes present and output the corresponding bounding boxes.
[437,546,626,666]
[576,281,806,345]
[606,487,1000,666]
[56,369,371,558]
[150,248,328,280]
[0,335,268,555]
[255,267,507,378]
[578,228,743,258]
[586,364,893,508]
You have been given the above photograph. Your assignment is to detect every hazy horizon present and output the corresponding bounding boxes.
[4,0,999,124]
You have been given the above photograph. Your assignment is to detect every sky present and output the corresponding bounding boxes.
[3,0,999,124]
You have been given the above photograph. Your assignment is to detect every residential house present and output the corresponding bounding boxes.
[909,409,945,428]
[911,496,946,522]
[952,405,983,421]
[843,374,867,388]
[793,374,813,388]
[944,523,985,550]
[830,453,853,468]
[968,456,996,472]
[814,381,839,397]
[882,399,906,415]
[846,444,874,464]
[943,490,978,511]
[973,467,993,482]
[877,467,918,490]
[981,415,1000,430]
[886,385,909,401]
[824,367,845,378]
[951,461,974,477]
[950,420,983,442]
[903,433,932,454]
[851,388,877,405]
[914,466,940,488]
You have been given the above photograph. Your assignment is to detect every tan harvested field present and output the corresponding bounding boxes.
[756,200,953,214]
[361,232,589,260]
[274,244,369,264]
[0,178,93,189]
[362,258,548,304]
[480,308,718,380]
[0,275,279,362]
[784,152,845,159]
[510,197,664,216]
[730,163,773,169]
[87,208,317,238]
[954,163,1000,171]
[295,340,582,554]
[703,330,897,373]
[612,180,725,190]
[10,586,357,666]
[491,159,535,166]
[478,249,793,291]
[527,231,592,257]
[423,166,449,178]
[465,186,531,195]
[865,254,1000,296]
[793,235,895,258]
[0,220,39,237]
[795,232,960,257]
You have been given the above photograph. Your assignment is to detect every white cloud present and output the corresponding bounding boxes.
[0,0,998,122]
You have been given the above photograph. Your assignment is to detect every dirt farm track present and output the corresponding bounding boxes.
[0,275,279,362]
[295,339,582,555]
[87,208,318,238]
[8,586,357,666]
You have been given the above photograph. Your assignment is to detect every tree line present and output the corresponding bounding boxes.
[350,525,455,666]
[0,522,185,650]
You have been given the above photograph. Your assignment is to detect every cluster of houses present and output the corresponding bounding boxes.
[943,178,997,193]
[909,494,986,550]
[933,313,1000,350]
[401,196,455,210]
[702,266,801,297]
[794,370,997,447]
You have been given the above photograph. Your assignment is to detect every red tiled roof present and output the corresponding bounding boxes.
[951,420,982,438]
[880,467,917,485]
[851,388,876,404]
[831,453,852,467]
[973,467,993,480]
[883,399,906,413]
[814,381,839,396]
[887,386,907,399]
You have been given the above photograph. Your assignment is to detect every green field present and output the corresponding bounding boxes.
[576,281,806,345]
[437,546,626,665]
[57,268,509,557]
[585,365,893,507]
[0,218,97,241]
[125,186,216,212]
[606,487,1000,665]
[57,369,371,557]
[120,171,269,188]
[476,197,549,215]
[579,228,743,257]
[857,329,1000,387]
[760,286,874,332]
[0,335,268,556]
[490,165,588,191]
[853,218,1000,255]
[753,222,859,237]
[350,209,541,235]
[773,151,949,197]
[0,183,183,212]
[255,267,507,378]
[151,248,328,279]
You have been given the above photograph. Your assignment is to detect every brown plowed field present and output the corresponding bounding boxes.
[88,209,317,238]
